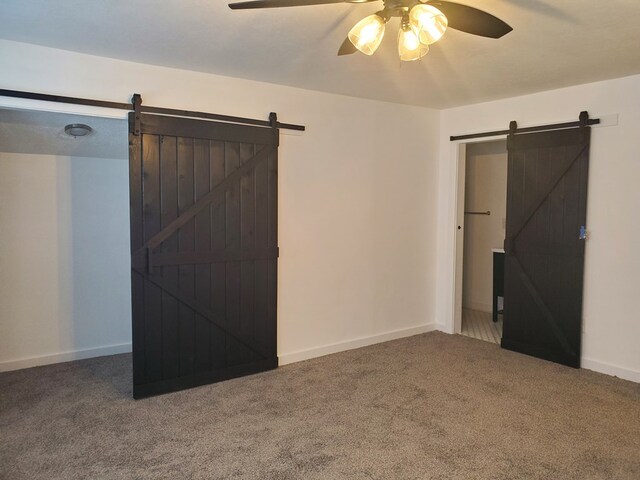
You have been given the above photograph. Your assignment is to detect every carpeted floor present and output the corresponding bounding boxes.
[1,332,638,480]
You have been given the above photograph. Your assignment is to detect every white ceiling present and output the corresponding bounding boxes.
[0,109,128,159]
[0,0,639,108]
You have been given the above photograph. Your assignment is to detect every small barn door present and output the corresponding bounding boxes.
[502,121,590,368]
[129,113,278,398]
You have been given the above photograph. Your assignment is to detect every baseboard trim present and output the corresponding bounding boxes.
[278,323,437,366]
[3,334,635,384]
[436,323,453,334]
[433,329,639,384]
[0,343,132,373]
[581,357,640,383]
[462,302,492,314]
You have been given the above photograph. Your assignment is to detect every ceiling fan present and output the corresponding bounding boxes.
[228,0,512,62]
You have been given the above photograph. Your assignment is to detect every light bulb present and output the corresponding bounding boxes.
[348,14,386,56]
[409,4,448,45]
[398,24,429,61]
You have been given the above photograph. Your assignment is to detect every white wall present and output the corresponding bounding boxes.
[436,74,640,382]
[462,141,507,312]
[0,153,131,369]
[0,40,441,369]
[3,39,637,383]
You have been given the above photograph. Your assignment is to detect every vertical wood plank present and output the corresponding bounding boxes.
[131,271,145,385]
[129,124,145,386]
[548,146,565,325]
[522,148,538,250]
[178,137,196,376]
[240,143,256,358]
[563,151,580,248]
[573,139,590,356]
[505,146,525,343]
[535,146,552,325]
[160,135,180,380]
[267,148,278,358]
[210,140,227,368]
[503,144,514,341]
[254,143,270,356]
[225,142,243,365]
[129,119,144,252]
[142,134,163,382]
[561,146,581,346]
[194,138,212,373]
[143,280,163,382]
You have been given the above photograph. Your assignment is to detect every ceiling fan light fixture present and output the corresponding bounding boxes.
[409,3,448,45]
[398,16,429,61]
[348,14,386,56]
[229,0,513,60]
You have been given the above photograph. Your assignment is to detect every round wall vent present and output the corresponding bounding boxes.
[64,123,93,137]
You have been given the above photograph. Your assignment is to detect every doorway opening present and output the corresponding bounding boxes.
[459,140,507,345]
[452,114,592,367]
[1,89,299,397]
[0,107,131,372]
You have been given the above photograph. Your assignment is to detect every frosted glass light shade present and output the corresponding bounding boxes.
[398,26,429,61]
[348,14,386,55]
[409,4,448,45]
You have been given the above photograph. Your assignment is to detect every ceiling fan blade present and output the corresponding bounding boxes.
[229,0,375,10]
[338,37,357,56]
[431,1,513,39]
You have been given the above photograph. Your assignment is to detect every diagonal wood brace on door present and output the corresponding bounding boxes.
[136,144,275,257]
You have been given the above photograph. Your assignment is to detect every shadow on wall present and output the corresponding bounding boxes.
[62,155,132,355]
[0,152,131,368]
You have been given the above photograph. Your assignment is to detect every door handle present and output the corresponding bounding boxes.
[579,226,589,240]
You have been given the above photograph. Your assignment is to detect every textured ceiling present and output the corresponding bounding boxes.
[0,0,639,108]
[0,109,128,159]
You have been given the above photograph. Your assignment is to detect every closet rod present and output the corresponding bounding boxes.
[464,211,491,216]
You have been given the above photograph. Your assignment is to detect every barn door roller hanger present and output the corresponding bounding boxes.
[0,88,305,132]
[450,110,599,142]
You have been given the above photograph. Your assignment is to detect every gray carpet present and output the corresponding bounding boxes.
[1,332,638,480]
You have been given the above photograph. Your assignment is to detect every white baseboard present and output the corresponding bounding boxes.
[462,302,492,313]
[435,323,453,334]
[3,335,636,385]
[0,343,132,373]
[278,323,436,366]
[434,328,639,384]
[581,357,640,383]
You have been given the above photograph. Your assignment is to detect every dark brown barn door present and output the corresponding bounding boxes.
[129,113,278,398]
[501,124,590,368]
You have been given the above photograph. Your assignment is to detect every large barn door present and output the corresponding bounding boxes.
[129,113,278,398]
[501,119,590,368]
